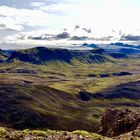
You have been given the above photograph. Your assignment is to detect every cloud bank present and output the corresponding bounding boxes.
[0,0,140,46]
[121,35,140,41]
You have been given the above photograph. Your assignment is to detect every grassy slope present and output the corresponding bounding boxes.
[0,126,112,140]
[0,82,102,132]
[0,55,140,132]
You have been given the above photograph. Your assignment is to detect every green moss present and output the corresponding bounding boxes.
[72,130,111,140]
[23,129,63,136]
[28,130,48,137]
[0,127,7,136]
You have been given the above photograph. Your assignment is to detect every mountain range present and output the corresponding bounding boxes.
[0,46,129,65]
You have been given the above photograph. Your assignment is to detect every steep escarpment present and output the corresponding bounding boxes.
[7,47,118,64]
[8,47,72,64]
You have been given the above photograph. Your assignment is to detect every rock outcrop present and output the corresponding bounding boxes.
[100,108,140,137]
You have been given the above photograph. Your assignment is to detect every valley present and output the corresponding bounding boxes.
[0,0,140,139]
[0,46,140,139]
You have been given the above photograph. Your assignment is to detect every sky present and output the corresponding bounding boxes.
[0,0,140,48]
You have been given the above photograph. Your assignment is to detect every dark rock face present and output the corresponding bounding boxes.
[100,108,140,137]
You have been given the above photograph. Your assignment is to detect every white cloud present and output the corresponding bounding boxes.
[0,0,140,45]
[31,2,46,7]
[0,6,61,31]
[38,0,140,38]
[4,29,116,44]
[40,3,77,14]
[0,14,24,31]
[0,23,24,31]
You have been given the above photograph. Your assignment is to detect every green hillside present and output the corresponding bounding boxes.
[7,47,117,64]
[0,47,139,136]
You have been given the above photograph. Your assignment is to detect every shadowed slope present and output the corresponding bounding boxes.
[7,47,115,64]
[8,47,72,64]
[0,82,98,131]
[80,80,140,101]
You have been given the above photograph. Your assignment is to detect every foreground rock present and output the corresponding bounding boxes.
[0,126,139,140]
[0,127,110,140]
[113,127,140,140]
[100,108,140,137]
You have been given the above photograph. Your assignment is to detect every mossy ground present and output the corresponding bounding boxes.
[0,126,139,140]
[0,126,112,140]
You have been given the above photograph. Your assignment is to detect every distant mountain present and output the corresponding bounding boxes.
[83,43,99,48]
[108,42,140,55]
[71,48,113,63]
[7,47,116,64]
[119,48,140,54]
[83,42,140,55]
[8,47,72,64]
[111,42,140,49]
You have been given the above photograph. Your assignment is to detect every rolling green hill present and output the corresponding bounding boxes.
[7,47,118,64]
[0,46,139,137]
[0,82,100,131]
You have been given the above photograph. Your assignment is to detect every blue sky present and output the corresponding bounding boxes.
[0,0,140,45]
